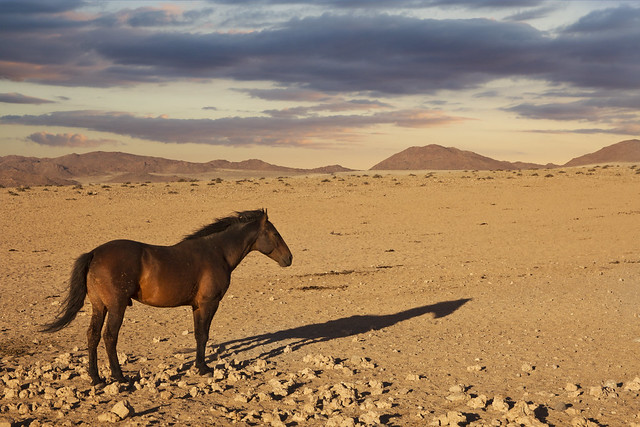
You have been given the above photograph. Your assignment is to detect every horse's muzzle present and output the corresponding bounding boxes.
[279,253,293,267]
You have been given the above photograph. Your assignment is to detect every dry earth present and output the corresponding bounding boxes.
[1,165,640,426]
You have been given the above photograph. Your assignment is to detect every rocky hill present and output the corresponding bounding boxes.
[564,139,640,167]
[0,152,352,187]
[370,145,547,171]
[370,140,640,171]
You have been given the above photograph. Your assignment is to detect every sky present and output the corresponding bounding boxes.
[0,0,639,170]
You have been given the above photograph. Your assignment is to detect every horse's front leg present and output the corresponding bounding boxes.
[192,299,220,374]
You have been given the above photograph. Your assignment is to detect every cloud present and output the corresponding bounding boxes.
[237,88,333,102]
[263,99,392,118]
[508,92,640,122]
[0,0,85,15]
[205,0,545,9]
[27,131,115,147]
[2,109,467,147]
[0,92,54,104]
[1,3,639,97]
[563,5,640,33]
[96,5,215,28]
[507,91,640,136]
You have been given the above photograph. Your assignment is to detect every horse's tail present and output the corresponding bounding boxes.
[40,252,93,333]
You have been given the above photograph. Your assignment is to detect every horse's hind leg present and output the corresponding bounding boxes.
[87,302,106,384]
[103,303,127,382]
[192,299,219,374]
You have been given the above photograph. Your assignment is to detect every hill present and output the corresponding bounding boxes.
[0,152,352,187]
[370,144,546,171]
[564,139,640,167]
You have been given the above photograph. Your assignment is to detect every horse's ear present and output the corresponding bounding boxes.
[261,209,268,225]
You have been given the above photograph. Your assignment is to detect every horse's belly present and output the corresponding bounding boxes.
[134,277,194,307]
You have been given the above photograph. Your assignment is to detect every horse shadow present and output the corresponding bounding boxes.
[210,298,471,362]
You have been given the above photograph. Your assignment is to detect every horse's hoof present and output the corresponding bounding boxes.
[197,365,213,376]
[91,378,105,387]
[113,375,128,384]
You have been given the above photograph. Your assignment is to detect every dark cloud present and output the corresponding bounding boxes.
[1,109,466,147]
[95,6,215,28]
[507,91,640,135]
[0,92,54,104]
[27,131,112,147]
[206,0,544,9]
[263,99,392,118]
[563,5,640,33]
[505,5,558,22]
[79,14,553,94]
[2,7,638,95]
[237,88,333,102]
[0,0,85,15]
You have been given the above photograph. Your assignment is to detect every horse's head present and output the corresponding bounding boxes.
[253,210,292,267]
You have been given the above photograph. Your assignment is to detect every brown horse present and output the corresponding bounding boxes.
[41,209,292,384]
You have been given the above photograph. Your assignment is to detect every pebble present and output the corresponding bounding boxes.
[0,349,633,426]
[97,412,120,423]
[110,400,134,419]
[491,395,509,412]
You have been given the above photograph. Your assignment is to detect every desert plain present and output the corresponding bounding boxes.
[1,165,640,426]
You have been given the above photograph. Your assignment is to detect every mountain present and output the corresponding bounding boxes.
[564,139,640,167]
[370,144,547,171]
[0,151,352,187]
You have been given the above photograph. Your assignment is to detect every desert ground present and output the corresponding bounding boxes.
[1,165,640,426]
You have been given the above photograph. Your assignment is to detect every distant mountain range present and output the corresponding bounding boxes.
[0,152,351,187]
[1,139,639,187]
[372,139,640,171]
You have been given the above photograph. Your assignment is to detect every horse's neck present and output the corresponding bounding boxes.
[213,223,259,270]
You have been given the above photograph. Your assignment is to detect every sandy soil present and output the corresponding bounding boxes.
[1,166,640,426]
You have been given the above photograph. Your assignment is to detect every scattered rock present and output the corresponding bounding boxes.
[625,377,640,391]
[97,412,120,423]
[110,400,134,419]
[491,395,510,412]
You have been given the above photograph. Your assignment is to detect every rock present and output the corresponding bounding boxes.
[430,411,467,426]
[552,401,568,411]
[103,382,121,395]
[252,359,268,373]
[110,400,134,419]
[521,363,535,373]
[448,384,466,393]
[446,392,468,402]
[261,409,286,427]
[189,386,199,398]
[327,414,356,427]
[467,394,487,409]
[491,395,510,412]
[0,419,14,427]
[589,386,617,398]
[359,411,381,426]
[571,416,600,427]
[625,377,640,391]
[97,412,120,423]
[565,383,580,392]
[117,353,128,365]
[368,380,384,395]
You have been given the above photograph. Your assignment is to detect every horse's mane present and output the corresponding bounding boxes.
[182,209,265,241]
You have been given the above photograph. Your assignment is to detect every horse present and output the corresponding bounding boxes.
[41,209,292,384]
